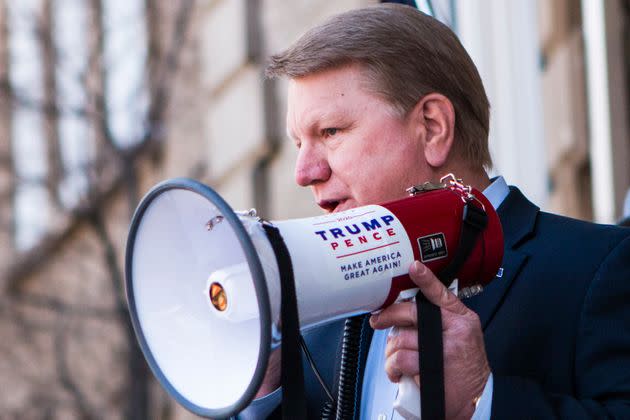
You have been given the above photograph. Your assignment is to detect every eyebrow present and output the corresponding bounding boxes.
[289,108,352,140]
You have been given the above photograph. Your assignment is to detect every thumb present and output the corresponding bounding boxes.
[409,261,467,315]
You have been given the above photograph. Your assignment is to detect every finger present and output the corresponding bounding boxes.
[385,327,418,358]
[385,349,419,383]
[409,261,468,315]
[370,301,416,329]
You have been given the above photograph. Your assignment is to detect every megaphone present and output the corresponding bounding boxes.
[125,175,503,418]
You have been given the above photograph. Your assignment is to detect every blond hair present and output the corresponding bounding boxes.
[267,4,492,169]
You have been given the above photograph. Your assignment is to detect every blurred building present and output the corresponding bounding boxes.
[183,0,630,223]
[0,0,627,418]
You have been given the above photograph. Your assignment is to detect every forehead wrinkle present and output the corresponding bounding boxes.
[304,104,352,131]
[287,70,360,140]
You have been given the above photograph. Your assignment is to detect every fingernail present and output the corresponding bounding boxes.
[413,260,426,275]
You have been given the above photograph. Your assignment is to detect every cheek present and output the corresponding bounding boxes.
[328,151,356,181]
[368,175,407,203]
[349,172,401,205]
[330,126,419,204]
[361,151,419,200]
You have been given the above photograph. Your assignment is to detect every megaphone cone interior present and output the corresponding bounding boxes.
[126,179,271,418]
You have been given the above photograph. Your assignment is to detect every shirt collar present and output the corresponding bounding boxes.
[482,176,509,210]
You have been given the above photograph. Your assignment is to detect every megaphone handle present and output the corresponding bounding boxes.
[394,201,485,418]
[393,375,421,419]
[394,294,445,420]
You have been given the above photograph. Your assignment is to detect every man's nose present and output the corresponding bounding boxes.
[294,144,331,186]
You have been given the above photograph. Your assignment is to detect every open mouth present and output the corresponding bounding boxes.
[318,199,345,213]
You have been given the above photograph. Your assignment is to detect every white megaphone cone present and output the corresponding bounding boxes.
[126,177,503,419]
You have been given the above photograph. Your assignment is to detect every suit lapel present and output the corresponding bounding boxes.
[464,187,539,329]
[467,249,528,329]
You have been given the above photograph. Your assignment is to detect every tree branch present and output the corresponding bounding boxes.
[54,325,96,420]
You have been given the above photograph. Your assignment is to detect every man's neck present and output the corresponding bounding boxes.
[468,171,491,191]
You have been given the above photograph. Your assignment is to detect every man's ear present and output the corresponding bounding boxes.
[409,93,455,168]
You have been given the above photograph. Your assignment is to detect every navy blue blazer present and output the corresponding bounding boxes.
[270,187,630,419]
[465,187,630,418]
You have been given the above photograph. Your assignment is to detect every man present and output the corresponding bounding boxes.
[240,4,630,419]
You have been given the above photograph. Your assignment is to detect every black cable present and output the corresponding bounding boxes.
[300,335,335,404]
[335,316,365,420]
[321,400,336,420]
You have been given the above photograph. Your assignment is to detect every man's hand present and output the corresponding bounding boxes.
[254,348,281,399]
[369,261,491,420]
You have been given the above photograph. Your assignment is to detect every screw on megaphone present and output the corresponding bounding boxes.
[205,215,224,231]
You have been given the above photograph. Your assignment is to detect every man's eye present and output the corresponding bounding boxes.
[322,128,338,137]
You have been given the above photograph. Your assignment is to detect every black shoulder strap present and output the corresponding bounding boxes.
[417,202,488,419]
[416,295,444,419]
[438,203,488,285]
[262,224,308,419]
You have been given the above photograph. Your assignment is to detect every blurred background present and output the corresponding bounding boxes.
[0,0,628,418]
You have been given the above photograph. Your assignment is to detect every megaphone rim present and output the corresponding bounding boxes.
[124,177,272,418]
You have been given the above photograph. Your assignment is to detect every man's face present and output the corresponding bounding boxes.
[287,65,432,213]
